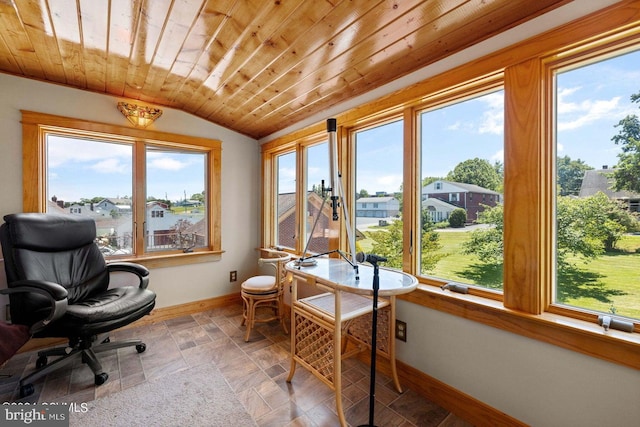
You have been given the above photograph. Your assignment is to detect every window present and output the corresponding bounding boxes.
[22,111,222,264]
[276,151,297,250]
[419,88,505,291]
[304,141,335,255]
[552,47,640,322]
[354,119,404,268]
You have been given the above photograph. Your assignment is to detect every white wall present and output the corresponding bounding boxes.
[0,73,261,310]
[395,300,640,427]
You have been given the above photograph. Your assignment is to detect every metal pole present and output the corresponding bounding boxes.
[359,262,379,427]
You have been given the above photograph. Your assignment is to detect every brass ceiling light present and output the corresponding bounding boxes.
[117,102,163,128]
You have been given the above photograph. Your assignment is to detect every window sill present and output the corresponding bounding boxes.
[400,284,640,371]
[107,250,223,269]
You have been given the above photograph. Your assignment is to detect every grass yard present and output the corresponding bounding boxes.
[559,234,640,319]
[360,227,640,319]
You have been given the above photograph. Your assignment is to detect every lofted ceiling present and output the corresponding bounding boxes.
[0,0,571,139]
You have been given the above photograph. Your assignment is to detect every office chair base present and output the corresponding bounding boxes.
[17,336,147,398]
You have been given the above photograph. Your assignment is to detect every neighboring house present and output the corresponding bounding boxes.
[355,196,400,218]
[67,203,86,215]
[144,203,192,248]
[47,200,67,214]
[93,201,199,250]
[95,198,132,216]
[277,191,366,254]
[422,197,459,223]
[579,168,640,212]
[422,180,502,223]
[278,192,334,253]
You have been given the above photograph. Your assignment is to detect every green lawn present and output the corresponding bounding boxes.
[360,228,640,319]
[559,234,640,319]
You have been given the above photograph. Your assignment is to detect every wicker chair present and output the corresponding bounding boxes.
[240,249,291,342]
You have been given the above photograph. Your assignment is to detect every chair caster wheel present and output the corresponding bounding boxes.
[20,384,34,398]
[36,356,48,369]
[135,343,146,353]
[94,373,109,386]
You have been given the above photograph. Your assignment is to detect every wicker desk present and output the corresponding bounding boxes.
[285,258,418,427]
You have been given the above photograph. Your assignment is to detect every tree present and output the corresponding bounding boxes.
[557,155,592,196]
[463,193,640,273]
[612,90,640,193]
[446,158,501,191]
[190,191,205,204]
[365,218,444,270]
[171,218,195,250]
[462,204,503,263]
[357,189,369,199]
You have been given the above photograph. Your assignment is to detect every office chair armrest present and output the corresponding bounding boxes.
[107,262,150,289]
[0,280,68,333]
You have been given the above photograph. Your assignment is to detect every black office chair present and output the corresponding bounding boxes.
[0,213,156,398]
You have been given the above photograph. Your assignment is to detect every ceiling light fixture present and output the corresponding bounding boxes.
[117,102,163,128]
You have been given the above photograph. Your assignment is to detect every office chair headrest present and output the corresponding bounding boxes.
[2,213,97,251]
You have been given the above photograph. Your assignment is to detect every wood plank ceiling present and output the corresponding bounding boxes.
[0,0,570,139]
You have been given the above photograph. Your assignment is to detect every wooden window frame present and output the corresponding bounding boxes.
[262,2,640,370]
[21,110,222,268]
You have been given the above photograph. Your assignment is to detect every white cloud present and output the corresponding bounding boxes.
[148,156,189,171]
[557,86,629,131]
[478,92,504,135]
[89,158,130,174]
[47,136,131,168]
[447,121,461,131]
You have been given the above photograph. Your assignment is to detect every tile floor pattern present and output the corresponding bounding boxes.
[0,302,472,426]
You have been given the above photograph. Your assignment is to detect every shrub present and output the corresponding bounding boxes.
[449,208,467,228]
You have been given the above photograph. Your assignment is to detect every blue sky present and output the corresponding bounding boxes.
[47,136,205,204]
[302,47,639,196]
[50,48,639,203]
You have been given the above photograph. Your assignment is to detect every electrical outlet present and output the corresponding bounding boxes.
[395,319,407,342]
[230,271,237,282]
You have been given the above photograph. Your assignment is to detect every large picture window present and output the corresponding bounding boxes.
[419,89,505,291]
[22,111,221,264]
[354,119,404,268]
[553,48,640,322]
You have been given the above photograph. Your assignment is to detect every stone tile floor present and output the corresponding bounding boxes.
[0,302,472,426]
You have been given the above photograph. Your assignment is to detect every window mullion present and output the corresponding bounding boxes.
[133,141,146,255]
[503,58,546,315]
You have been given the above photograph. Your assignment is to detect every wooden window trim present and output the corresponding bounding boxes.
[21,110,222,267]
[261,1,640,370]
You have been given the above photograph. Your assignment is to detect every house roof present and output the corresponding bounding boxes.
[356,197,397,203]
[579,169,640,199]
[99,198,132,206]
[0,1,581,139]
[424,180,501,195]
[422,198,459,211]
